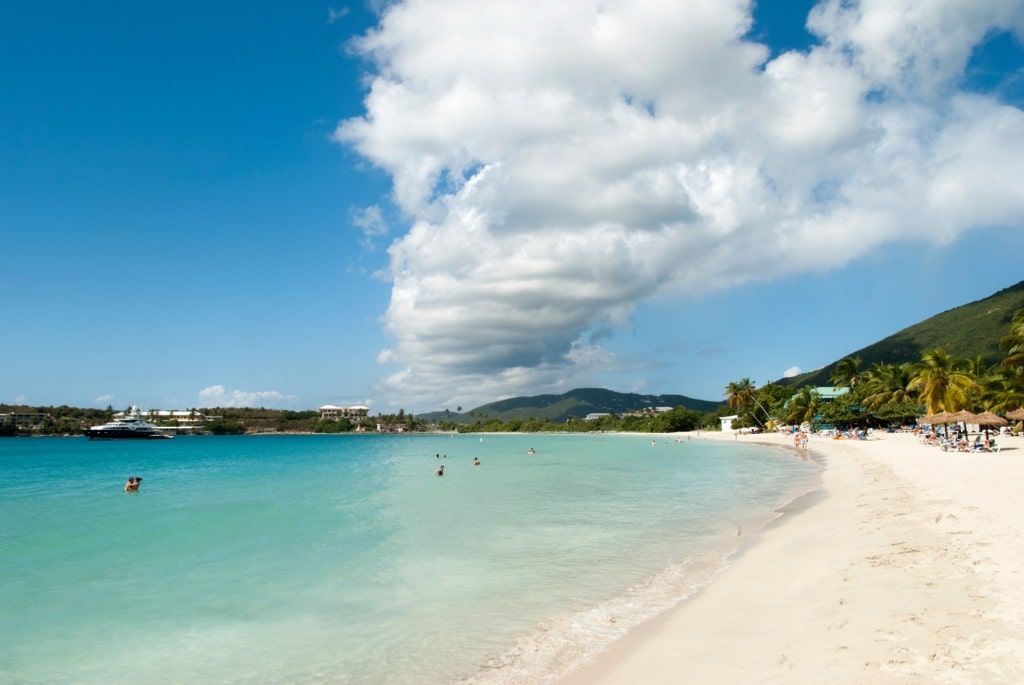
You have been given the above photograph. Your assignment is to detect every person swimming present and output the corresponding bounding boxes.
[473,457,480,466]
[434,464,444,477]
[124,476,142,492]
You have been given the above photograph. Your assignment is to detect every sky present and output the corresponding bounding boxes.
[3,0,1024,415]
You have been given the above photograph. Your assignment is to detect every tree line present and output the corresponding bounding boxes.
[7,311,1022,437]
[724,310,1024,431]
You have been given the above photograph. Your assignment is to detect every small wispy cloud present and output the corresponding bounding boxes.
[351,204,390,252]
[783,366,802,378]
[327,6,350,24]
[198,385,299,408]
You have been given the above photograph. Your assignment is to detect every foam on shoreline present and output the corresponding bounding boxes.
[457,433,825,685]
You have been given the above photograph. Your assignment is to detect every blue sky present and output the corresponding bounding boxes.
[3,1,1023,414]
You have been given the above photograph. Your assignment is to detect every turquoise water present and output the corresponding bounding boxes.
[0,433,819,684]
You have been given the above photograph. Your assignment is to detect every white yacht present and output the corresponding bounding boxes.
[83,407,174,440]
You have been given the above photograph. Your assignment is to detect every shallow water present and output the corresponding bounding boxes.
[0,433,819,684]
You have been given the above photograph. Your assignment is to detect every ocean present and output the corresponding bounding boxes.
[0,433,820,684]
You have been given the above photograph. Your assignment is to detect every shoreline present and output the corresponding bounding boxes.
[558,430,1024,684]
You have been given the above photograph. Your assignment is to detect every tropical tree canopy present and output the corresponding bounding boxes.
[860,362,915,412]
[1001,309,1024,378]
[725,378,756,413]
[830,356,863,388]
[908,348,979,414]
[786,387,820,426]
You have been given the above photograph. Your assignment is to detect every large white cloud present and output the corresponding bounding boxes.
[335,0,1024,410]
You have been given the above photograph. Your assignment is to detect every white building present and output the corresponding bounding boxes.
[720,415,739,432]
[318,405,370,421]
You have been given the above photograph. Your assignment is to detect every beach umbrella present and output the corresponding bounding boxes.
[949,410,978,424]
[921,410,954,426]
[974,411,1007,427]
[974,411,1007,439]
[1003,408,1024,435]
[919,411,955,439]
[946,410,980,441]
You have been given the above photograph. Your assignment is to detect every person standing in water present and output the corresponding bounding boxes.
[434,464,445,477]
[124,476,142,492]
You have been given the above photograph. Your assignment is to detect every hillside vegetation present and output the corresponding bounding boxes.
[780,280,1024,388]
[451,388,721,423]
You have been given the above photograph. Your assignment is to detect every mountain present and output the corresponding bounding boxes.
[422,388,722,424]
[417,280,1024,423]
[778,280,1024,388]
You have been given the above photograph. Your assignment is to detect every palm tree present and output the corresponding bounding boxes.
[725,378,756,413]
[909,349,978,414]
[786,387,820,426]
[963,355,990,379]
[861,362,915,412]
[727,378,773,428]
[830,356,863,388]
[1000,309,1024,379]
[979,367,1024,413]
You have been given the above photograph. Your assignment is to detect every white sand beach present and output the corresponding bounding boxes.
[560,430,1024,684]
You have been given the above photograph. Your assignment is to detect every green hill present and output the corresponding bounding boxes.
[418,280,1024,424]
[779,280,1024,387]
[426,387,721,424]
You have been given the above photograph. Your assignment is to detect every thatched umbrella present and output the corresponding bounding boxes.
[975,411,1007,427]
[1006,408,1024,434]
[919,410,956,440]
[946,410,978,441]
[949,410,978,424]
[921,410,955,425]
[974,411,1007,439]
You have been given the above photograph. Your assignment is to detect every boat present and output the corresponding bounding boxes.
[83,407,174,440]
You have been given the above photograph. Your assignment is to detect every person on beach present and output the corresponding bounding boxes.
[434,464,444,477]
[124,476,141,492]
